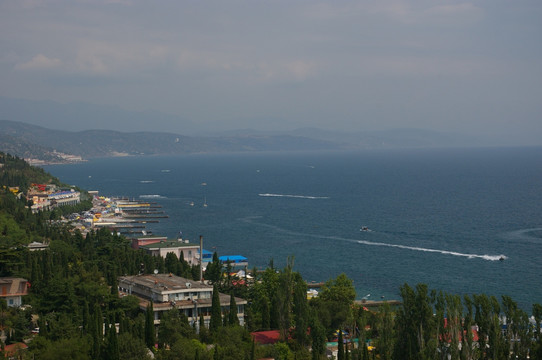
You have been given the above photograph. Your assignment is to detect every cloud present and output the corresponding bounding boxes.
[286,61,317,80]
[371,1,483,25]
[175,48,316,83]
[74,40,170,75]
[15,54,62,70]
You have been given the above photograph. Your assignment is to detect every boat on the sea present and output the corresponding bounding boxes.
[360,226,370,232]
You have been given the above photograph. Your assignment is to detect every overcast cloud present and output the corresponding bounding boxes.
[1,0,541,143]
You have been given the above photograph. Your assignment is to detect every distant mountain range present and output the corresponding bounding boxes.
[0,95,483,162]
[0,119,478,163]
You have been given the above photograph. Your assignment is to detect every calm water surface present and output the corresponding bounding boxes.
[45,147,542,311]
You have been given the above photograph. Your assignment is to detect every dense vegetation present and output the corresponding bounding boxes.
[0,153,541,359]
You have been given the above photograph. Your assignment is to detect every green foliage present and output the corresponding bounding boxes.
[228,293,239,326]
[204,252,222,284]
[118,332,152,360]
[3,154,542,360]
[312,273,356,336]
[158,308,195,348]
[0,152,62,191]
[144,302,155,349]
[337,330,345,360]
[29,335,92,360]
[210,284,222,333]
[272,342,293,360]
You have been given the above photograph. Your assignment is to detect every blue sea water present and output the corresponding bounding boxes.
[44,147,542,311]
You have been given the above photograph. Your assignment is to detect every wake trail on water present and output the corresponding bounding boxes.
[240,217,506,262]
[258,193,330,200]
[502,228,542,245]
[139,194,167,199]
[355,239,506,261]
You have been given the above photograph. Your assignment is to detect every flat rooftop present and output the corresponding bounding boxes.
[119,274,212,292]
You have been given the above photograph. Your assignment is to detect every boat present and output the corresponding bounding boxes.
[360,226,370,232]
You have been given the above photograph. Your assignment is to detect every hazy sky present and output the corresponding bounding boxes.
[1,0,541,142]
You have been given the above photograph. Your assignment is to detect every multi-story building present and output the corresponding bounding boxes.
[118,274,246,330]
[0,278,29,307]
[138,239,213,269]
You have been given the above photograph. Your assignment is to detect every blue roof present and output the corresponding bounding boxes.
[219,255,248,263]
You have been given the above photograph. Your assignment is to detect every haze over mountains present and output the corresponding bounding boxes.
[0,96,496,162]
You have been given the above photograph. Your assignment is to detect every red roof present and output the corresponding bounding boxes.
[4,342,28,357]
[441,318,479,343]
[251,330,281,345]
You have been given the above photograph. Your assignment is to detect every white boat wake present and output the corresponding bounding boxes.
[240,216,506,262]
[139,194,166,199]
[258,193,330,199]
[356,240,507,261]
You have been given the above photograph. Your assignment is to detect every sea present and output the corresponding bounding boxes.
[44,147,542,312]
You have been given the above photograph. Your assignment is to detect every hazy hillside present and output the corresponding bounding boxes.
[0,117,482,163]
[0,120,340,162]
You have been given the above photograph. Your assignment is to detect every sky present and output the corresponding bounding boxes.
[1,0,541,144]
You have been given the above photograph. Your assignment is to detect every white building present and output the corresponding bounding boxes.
[118,274,246,329]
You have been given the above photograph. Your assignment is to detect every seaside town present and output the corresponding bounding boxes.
[1,152,541,360]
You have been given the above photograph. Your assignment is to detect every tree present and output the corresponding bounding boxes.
[118,332,151,360]
[144,302,155,349]
[293,272,310,347]
[393,283,435,359]
[210,284,222,333]
[89,303,103,359]
[29,336,91,360]
[310,315,326,360]
[376,302,394,360]
[228,293,238,326]
[314,273,356,334]
[105,324,120,360]
[338,330,345,360]
[158,308,194,348]
[205,252,222,284]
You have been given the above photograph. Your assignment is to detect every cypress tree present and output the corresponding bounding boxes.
[104,324,120,360]
[94,303,103,357]
[82,300,90,335]
[145,301,155,349]
[210,284,222,332]
[310,316,326,360]
[228,293,238,326]
[338,330,345,360]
